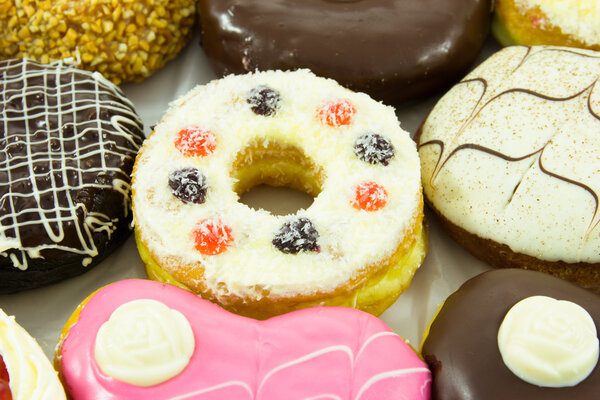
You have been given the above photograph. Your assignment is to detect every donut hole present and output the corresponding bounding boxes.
[232,139,324,216]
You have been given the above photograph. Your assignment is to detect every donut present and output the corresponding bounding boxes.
[0,58,145,293]
[0,308,66,399]
[132,69,427,319]
[1,0,196,84]
[55,279,432,399]
[417,45,600,291]
[197,0,493,104]
[492,0,600,50]
[421,268,600,399]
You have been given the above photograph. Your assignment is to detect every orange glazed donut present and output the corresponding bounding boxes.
[132,69,427,319]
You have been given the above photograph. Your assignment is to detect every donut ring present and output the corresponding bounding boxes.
[132,70,427,319]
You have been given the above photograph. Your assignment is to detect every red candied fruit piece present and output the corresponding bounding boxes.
[0,357,11,400]
[351,181,388,211]
[317,98,356,127]
[174,127,217,157]
[192,218,233,255]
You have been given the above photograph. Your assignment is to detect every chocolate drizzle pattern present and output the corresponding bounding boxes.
[419,46,600,255]
[0,58,144,273]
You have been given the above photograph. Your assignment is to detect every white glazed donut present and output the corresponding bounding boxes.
[132,69,427,319]
[418,45,600,291]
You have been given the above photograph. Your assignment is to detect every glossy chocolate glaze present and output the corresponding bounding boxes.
[0,59,144,292]
[421,269,600,399]
[198,0,492,104]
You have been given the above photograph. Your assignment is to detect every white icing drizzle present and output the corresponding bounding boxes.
[94,299,195,387]
[133,69,422,299]
[498,295,599,387]
[0,58,144,269]
[0,308,66,399]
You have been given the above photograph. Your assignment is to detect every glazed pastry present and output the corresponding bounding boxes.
[421,268,600,399]
[55,279,432,399]
[417,45,600,291]
[132,69,427,319]
[493,0,600,50]
[0,58,145,293]
[1,0,196,84]
[0,308,66,399]
[197,0,492,104]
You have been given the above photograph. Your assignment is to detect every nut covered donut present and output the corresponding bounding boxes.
[198,0,493,104]
[132,69,427,319]
[418,46,600,291]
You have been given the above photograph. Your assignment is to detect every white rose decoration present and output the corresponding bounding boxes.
[94,299,195,387]
[498,295,599,387]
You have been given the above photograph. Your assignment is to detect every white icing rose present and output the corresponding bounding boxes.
[498,295,599,387]
[94,299,195,387]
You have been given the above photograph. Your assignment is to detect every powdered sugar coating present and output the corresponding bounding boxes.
[133,69,421,300]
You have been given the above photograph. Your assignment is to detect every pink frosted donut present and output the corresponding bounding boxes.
[55,279,431,399]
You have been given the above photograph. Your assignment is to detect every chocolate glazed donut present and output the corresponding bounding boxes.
[0,59,144,293]
[421,269,600,399]
[198,0,492,105]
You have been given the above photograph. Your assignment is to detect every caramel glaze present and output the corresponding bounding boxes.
[198,0,492,105]
[422,269,600,399]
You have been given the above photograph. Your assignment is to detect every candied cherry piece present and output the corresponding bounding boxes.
[247,85,281,116]
[351,181,387,211]
[192,218,233,255]
[0,357,10,400]
[168,168,207,204]
[273,217,320,254]
[353,133,395,166]
[317,98,356,127]
[174,127,216,157]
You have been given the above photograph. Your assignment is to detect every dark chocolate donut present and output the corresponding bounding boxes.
[197,0,492,104]
[0,58,144,293]
[421,269,600,399]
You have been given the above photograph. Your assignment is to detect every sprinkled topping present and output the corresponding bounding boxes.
[192,218,233,255]
[174,127,216,157]
[168,168,207,204]
[247,85,281,116]
[317,98,356,127]
[352,181,387,211]
[353,133,395,166]
[273,217,320,254]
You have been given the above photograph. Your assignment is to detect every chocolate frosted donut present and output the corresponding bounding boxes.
[197,0,492,104]
[0,59,144,293]
[421,269,600,399]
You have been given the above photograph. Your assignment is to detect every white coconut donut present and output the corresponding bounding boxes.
[132,69,426,319]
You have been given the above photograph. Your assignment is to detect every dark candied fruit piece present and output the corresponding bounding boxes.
[317,98,355,127]
[192,218,233,255]
[273,217,320,254]
[247,85,281,116]
[351,181,387,211]
[353,133,395,166]
[174,127,217,157]
[168,168,207,204]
